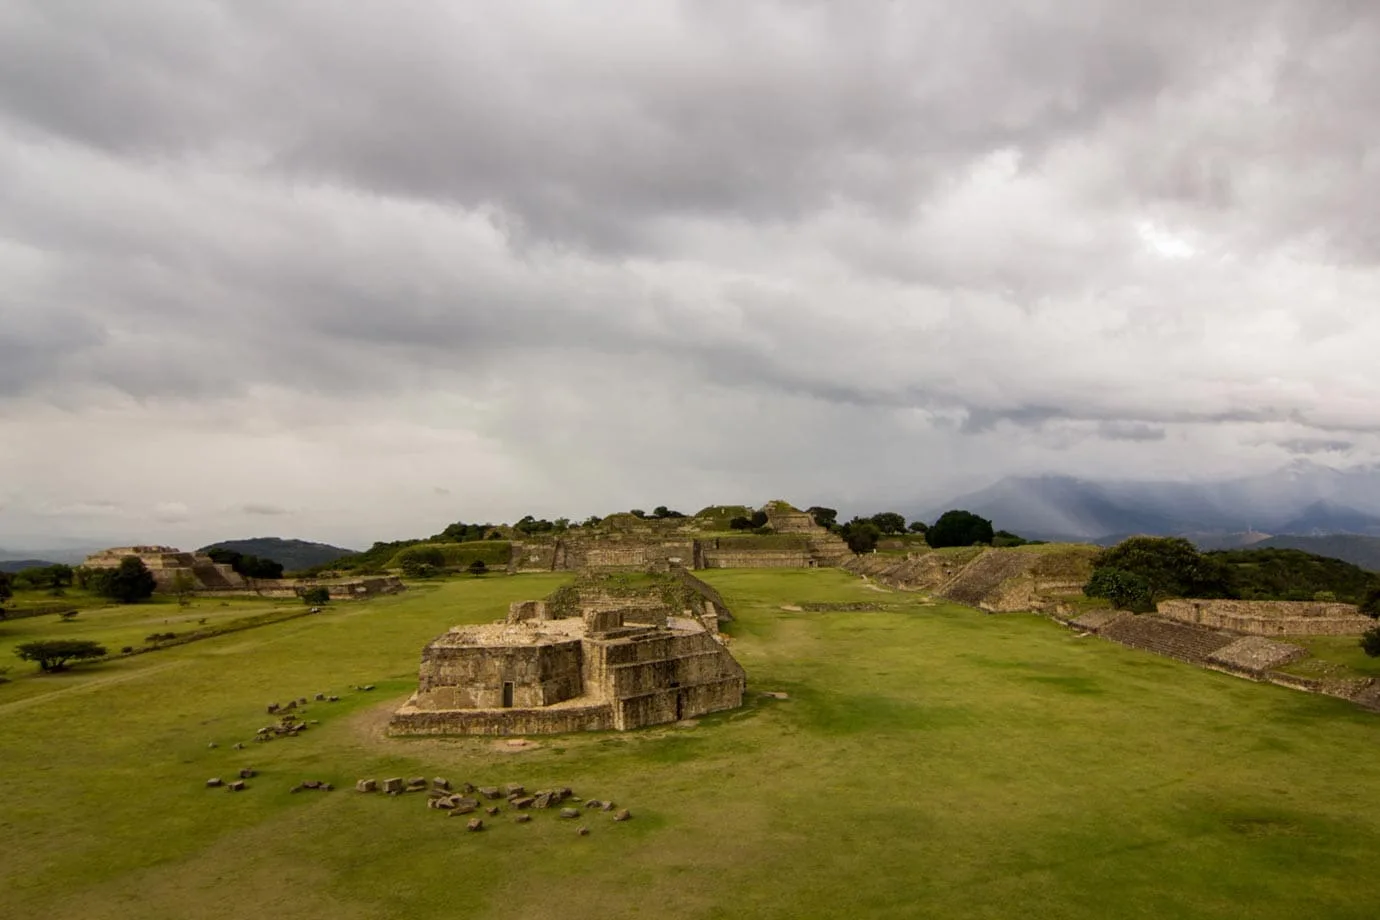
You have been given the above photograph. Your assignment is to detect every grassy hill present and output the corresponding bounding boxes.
[3,569,1380,918]
[198,537,358,573]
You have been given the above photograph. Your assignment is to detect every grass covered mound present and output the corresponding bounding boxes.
[1,569,1379,919]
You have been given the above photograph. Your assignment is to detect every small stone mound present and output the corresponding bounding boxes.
[1207,636,1308,675]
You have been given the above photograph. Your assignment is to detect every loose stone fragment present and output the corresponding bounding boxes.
[314,693,326,701]
[532,793,553,809]
[505,783,525,797]
[207,742,217,749]
[613,809,632,822]
[356,779,378,793]
[559,808,580,819]
[576,826,590,836]
[601,802,615,812]
[228,780,245,792]
[511,796,535,810]
[514,814,532,823]
[584,800,603,810]
[382,777,404,794]
[478,786,502,800]
[485,806,500,816]
[466,818,484,832]
[433,777,450,791]
[206,778,224,788]
[232,743,244,750]
[239,768,256,779]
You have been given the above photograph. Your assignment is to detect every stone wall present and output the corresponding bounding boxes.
[414,639,584,709]
[389,701,614,735]
[1157,599,1373,636]
[193,575,405,600]
[701,550,813,568]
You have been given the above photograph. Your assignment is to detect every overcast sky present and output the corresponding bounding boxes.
[3,1,1379,551]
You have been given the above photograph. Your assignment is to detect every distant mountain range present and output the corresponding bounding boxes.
[197,538,358,572]
[917,461,1380,570]
[0,558,61,573]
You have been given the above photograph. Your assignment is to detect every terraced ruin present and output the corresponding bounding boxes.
[391,571,746,735]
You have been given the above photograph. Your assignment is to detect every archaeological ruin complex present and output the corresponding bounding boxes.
[83,546,404,600]
[391,572,746,735]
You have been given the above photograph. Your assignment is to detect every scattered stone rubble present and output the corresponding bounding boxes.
[351,775,634,833]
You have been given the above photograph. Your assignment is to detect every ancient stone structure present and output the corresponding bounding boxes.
[1156,599,1372,637]
[84,546,248,591]
[391,574,746,735]
[83,546,404,600]
[843,546,1096,612]
[505,502,849,574]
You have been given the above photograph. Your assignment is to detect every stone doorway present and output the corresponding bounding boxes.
[502,682,514,708]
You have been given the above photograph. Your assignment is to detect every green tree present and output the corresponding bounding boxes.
[1092,537,1233,602]
[807,506,838,530]
[729,516,754,530]
[926,510,995,548]
[96,557,157,604]
[1361,626,1380,658]
[870,512,907,535]
[300,586,330,606]
[840,518,882,553]
[907,521,929,535]
[1360,586,1380,618]
[0,570,12,615]
[467,559,488,577]
[1083,567,1155,613]
[992,530,1031,548]
[15,639,108,672]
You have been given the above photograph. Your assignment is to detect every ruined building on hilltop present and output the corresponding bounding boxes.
[82,546,404,600]
[390,571,746,735]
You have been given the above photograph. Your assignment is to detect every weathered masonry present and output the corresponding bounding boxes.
[390,573,746,735]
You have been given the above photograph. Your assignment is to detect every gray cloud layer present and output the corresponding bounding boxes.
[2,1,1379,548]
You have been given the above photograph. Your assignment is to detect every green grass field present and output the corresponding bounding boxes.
[3,569,1380,919]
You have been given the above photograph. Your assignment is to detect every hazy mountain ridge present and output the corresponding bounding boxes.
[919,462,1380,544]
[196,538,358,572]
[0,558,62,573]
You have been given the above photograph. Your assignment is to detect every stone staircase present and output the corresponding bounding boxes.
[191,562,239,589]
[1098,614,1238,665]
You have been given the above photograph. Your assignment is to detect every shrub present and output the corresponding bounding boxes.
[300,586,330,606]
[467,559,488,577]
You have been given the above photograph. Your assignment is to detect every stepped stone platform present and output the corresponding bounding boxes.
[391,573,745,736]
[1097,615,1238,665]
[1206,636,1307,675]
[1069,609,1125,632]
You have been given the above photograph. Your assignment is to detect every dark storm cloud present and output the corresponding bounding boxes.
[1,0,1379,546]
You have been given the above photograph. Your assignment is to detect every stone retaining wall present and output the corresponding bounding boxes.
[1157,599,1372,636]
